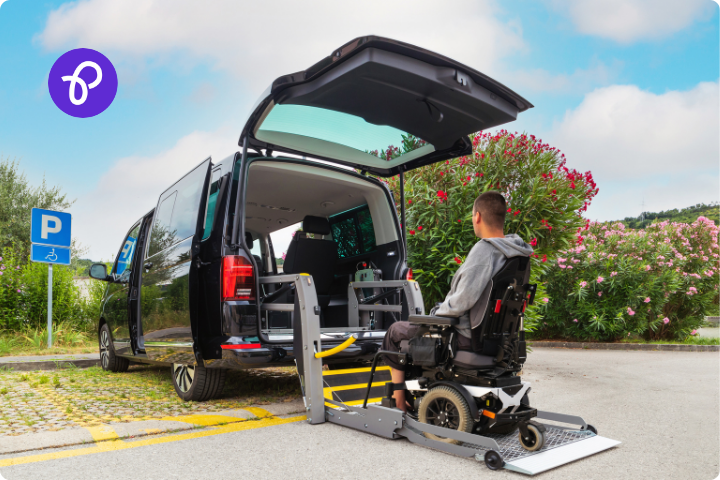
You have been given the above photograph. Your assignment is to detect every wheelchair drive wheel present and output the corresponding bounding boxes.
[418,386,473,444]
[518,420,545,451]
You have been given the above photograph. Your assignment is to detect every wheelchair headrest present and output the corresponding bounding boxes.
[301,215,331,236]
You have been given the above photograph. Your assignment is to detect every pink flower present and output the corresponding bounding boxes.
[597,276,604,283]
[644,297,650,303]
[663,317,670,324]
[573,319,578,323]
[579,281,587,288]
[627,308,635,316]
[645,265,651,271]
[691,329,698,336]
[567,266,573,269]
[598,292,603,297]
[610,271,617,277]
[542,297,549,303]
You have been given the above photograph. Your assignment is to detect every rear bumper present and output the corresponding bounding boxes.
[203,340,383,369]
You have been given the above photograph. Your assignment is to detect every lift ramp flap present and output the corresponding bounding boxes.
[502,435,620,475]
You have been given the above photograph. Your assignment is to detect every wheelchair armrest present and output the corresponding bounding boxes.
[408,315,459,327]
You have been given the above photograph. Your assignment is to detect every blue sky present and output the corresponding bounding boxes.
[0,0,718,260]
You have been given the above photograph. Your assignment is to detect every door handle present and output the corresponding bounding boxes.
[144,262,154,270]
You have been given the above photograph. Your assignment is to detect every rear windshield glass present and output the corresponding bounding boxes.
[329,205,376,258]
[255,104,434,166]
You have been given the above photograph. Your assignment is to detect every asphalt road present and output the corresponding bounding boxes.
[1,349,717,480]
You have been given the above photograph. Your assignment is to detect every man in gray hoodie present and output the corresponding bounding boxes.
[382,191,533,412]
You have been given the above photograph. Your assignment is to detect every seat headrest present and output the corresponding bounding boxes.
[302,215,331,236]
[245,232,254,248]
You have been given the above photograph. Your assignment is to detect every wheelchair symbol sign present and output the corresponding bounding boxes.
[31,244,71,265]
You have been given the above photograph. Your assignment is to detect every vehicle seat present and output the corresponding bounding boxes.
[282,215,338,308]
[245,232,266,274]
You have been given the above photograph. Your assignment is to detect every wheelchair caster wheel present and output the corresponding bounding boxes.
[584,424,597,434]
[518,421,545,452]
[484,450,504,470]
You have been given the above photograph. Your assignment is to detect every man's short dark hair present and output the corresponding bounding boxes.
[473,191,506,230]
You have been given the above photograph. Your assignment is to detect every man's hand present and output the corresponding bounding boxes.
[429,302,442,316]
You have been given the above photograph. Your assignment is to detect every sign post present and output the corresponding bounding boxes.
[30,208,72,348]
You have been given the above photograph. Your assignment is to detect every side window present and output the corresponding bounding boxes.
[114,224,141,277]
[329,205,376,258]
[202,169,223,240]
[147,192,177,258]
[147,162,208,257]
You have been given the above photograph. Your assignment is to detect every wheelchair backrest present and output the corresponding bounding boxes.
[469,256,533,359]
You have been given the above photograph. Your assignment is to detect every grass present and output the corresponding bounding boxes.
[0,324,95,357]
[529,335,719,345]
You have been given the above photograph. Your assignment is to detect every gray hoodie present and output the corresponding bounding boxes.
[434,234,533,338]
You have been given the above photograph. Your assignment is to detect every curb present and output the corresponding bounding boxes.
[529,341,719,352]
[0,359,100,371]
[0,400,306,456]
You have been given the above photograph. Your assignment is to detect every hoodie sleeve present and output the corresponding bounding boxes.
[434,264,493,318]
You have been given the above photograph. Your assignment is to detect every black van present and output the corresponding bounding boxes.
[89,36,532,401]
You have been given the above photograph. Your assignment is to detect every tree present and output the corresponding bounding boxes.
[0,158,75,262]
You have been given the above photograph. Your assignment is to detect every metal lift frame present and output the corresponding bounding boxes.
[262,274,620,475]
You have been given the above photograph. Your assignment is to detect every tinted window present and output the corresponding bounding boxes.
[329,205,376,258]
[114,224,141,277]
[148,192,176,257]
[202,169,223,240]
[147,163,208,257]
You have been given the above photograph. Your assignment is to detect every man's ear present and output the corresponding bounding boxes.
[474,211,481,225]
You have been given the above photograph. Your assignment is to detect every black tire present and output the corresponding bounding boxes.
[171,363,226,402]
[519,421,546,452]
[484,450,505,470]
[418,386,473,444]
[99,324,129,373]
[585,424,598,434]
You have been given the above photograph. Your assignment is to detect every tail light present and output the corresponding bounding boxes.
[222,256,255,301]
[406,268,413,281]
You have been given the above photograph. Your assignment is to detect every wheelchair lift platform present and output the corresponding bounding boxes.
[269,273,620,475]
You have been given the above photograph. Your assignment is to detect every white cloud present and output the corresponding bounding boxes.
[550,0,716,43]
[549,81,719,220]
[38,0,525,88]
[510,59,622,94]
[72,127,239,260]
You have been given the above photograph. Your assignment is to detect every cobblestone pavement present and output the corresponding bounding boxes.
[0,364,301,437]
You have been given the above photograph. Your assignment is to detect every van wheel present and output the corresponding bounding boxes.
[171,363,226,402]
[99,324,129,372]
[418,386,473,444]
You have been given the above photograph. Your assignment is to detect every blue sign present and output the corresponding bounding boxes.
[31,208,72,247]
[115,237,136,276]
[31,244,71,265]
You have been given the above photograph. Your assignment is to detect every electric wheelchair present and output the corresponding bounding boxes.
[377,256,546,452]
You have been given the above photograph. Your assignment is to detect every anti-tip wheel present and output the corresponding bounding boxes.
[484,450,505,470]
[518,421,546,452]
[585,424,598,434]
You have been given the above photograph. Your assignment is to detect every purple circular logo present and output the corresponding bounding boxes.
[48,48,118,118]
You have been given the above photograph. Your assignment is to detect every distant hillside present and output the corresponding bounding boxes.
[617,202,719,229]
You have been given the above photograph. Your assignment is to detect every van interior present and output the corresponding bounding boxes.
[244,160,404,336]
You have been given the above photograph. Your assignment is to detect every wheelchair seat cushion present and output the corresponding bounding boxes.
[408,315,458,326]
[452,350,496,369]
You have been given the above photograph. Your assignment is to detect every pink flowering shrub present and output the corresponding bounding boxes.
[378,131,597,329]
[539,218,719,341]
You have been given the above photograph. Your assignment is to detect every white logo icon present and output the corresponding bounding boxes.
[61,61,103,106]
[45,249,58,262]
[41,214,62,239]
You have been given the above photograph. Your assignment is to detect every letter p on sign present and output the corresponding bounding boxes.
[41,215,62,239]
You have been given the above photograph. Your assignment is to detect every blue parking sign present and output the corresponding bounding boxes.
[31,244,71,265]
[31,208,72,248]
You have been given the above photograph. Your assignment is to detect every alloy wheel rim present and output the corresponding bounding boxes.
[100,330,110,369]
[173,364,195,393]
[426,398,460,429]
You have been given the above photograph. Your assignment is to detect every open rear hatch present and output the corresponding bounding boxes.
[239,35,533,177]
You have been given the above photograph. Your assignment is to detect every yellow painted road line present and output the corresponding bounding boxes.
[242,407,274,418]
[84,426,120,442]
[322,366,391,376]
[158,414,249,426]
[325,398,382,408]
[0,415,306,468]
